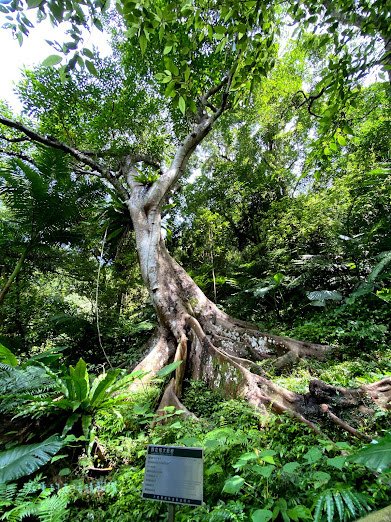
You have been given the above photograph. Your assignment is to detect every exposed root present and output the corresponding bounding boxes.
[174,333,188,397]
[129,329,175,390]
[132,312,387,441]
[215,317,332,361]
[364,378,391,409]
[155,378,197,422]
[320,404,372,441]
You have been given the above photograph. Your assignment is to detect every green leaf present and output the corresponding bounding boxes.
[303,447,323,464]
[0,435,64,483]
[156,360,182,378]
[312,471,331,488]
[253,464,274,478]
[327,456,346,469]
[27,0,43,8]
[58,467,71,476]
[343,124,354,135]
[286,505,312,521]
[333,492,344,520]
[139,34,147,55]
[376,288,391,302]
[272,272,284,284]
[164,80,177,97]
[82,47,94,59]
[0,343,18,366]
[164,58,179,76]
[50,454,67,463]
[178,96,186,115]
[205,464,223,476]
[314,495,324,522]
[85,60,99,76]
[62,413,80,436]
[233,451,258,469]
[341,491,356,517]
[282,461,300,474]
[326,493,335,522]
[222,475,245,494]
[89,370,121,407]
[68,358,89,402]
[42,54,62,67]
[348,433,391,473]
[163,45,173,55]
[251,509,273,522]
[337,134,347,146]
[81,414,92,439]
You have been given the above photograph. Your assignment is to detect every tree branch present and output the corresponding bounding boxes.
[294,88,325,118]
[0,115,130,201]
[0,134,30,144]
[143,70,235,210]
[200,76,229,105]
[0,149,38,167]
[126,153,162,173]
[0,116,104,173]
[143,116,213,210]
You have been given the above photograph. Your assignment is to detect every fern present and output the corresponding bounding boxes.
[313,487,371,522]
[0,483,17,508]
[15,474,47,501]
[35,495,69,522]
[0,364,61,417]
[2,501,37,522]
[0,476,69,522]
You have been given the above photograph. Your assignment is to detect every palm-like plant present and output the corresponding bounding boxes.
[0,355,147,445]
[0,149,102,305]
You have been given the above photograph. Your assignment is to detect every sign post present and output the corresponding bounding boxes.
[142,445,203,520]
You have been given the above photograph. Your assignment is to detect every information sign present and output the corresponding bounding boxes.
[142,445,203,506]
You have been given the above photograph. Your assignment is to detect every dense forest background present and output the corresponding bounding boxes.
[0,0,390,520]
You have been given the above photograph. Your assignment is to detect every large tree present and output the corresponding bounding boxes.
[0,0,390,436]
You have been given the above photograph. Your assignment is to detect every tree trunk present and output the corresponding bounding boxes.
[1,93,388,439]
[127,203,390,437]
[0,247,29,307]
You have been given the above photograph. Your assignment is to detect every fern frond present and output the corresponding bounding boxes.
[325,492,334,522]
[313,495,324,522]
[341,490,356,518]
[15,475,45,502]
[344,490,369,518]
[333,492,344,521]
[0,483,17,505]
[1,501,37,522]
[36,494,69,522]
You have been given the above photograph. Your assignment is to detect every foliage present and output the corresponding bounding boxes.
[313,487,371,522]
[348,433,391,474]
[0,475,69,522]
[59,408,390,521]
[0,436,64,484]
[0,351,147,455]
[0,1,390,520]
[0,344,18,366]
